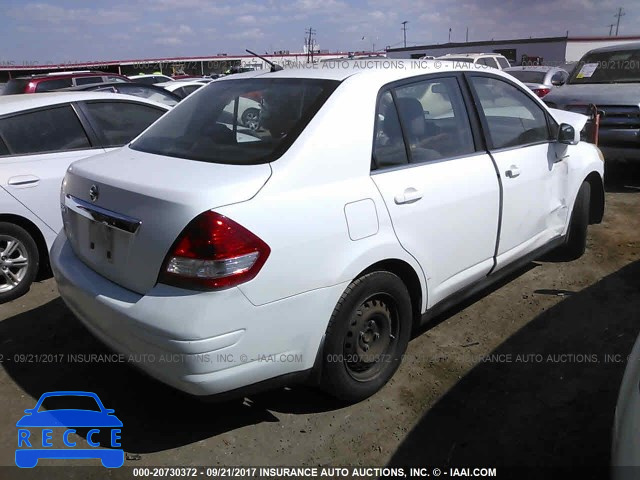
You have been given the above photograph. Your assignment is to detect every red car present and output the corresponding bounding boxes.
[2,71,130,95]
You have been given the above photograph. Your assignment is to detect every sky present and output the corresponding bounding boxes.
[2,0,639,63]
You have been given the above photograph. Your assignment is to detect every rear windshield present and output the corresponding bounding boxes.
[507,70,547,84]
[568,49,640,84]
[2,79,31,95]
[444,57,473,63]
[130,78,339,165]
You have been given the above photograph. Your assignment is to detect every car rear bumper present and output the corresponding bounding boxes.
[50,231,346,396]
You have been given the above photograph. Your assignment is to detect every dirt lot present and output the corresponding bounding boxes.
[0,174,639,479]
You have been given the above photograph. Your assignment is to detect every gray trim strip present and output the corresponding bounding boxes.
[65,194,142,234]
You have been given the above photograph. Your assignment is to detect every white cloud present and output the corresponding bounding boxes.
[229,28,265,40]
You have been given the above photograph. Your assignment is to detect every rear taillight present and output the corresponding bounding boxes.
[532,88,551,98]
[159,211,270,291]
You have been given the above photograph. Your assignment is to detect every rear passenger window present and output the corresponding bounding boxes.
[0,137,9,156]
[0,106,91,155]
[470,76,551,149]
[478,57,498,68]
[74,76,104,86]
[82,102,165,147]
[34,78,73,92]
[394,77,475,163]
[372,91,408,170]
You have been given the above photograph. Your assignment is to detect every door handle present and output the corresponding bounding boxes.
[505,166,520,178]
[394,187,423,205]
[8,175,40,187]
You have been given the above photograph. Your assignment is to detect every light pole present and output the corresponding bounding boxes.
[401,21,408,48]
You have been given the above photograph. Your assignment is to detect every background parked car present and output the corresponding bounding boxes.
[62,82,181,107]
[0,92,170,302]
[543,42,640,168]
[503,65,569,98]
[156,80,205,99]
[2,71,130,95]
[128,73,175,85]
[436,53,511,70]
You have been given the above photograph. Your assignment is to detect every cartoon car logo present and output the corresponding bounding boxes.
[15,391,124,468]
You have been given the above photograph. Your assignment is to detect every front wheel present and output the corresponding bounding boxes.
[0,222,39,303]
[320,271,412,403]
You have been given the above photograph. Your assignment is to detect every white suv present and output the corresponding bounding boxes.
[51,62,604,403]
[436,53,511,69]
[0,92,170,302]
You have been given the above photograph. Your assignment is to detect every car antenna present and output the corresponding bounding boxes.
[245,49,283,72]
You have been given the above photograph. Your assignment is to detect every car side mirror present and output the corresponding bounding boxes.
[104,409,115,414]
[557,123,579,145]
[551,80,564,87]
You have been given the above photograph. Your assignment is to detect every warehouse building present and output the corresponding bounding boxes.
[386,35,640,66]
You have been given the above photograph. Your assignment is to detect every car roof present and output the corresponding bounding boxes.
[156,80,204,89]
[129,74,173,78]
[504,65,561,73]
[438,53,506,59]
[12,71,118,81]
[0,91,171,116]
[213,59,513,83]
[586,41,640,55]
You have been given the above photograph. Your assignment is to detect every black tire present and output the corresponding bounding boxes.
[0,222,39,303]
[558,181,591,260]
[320,271,412,403]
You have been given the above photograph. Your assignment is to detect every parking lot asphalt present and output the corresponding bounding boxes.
[0,173,639,477]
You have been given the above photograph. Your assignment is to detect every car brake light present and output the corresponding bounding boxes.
[159,211,270,291]
[533,88,551,98]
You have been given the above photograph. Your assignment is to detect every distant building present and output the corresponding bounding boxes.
[386,35,640,66]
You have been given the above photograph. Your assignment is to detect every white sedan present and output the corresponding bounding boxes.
[0,92,170,302]
[50,62,605,402]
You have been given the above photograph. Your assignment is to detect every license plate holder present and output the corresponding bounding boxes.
[88,220,116,263]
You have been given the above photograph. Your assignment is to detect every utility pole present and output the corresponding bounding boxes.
[448,27,452,42]
[305,27,316,63]
[614,7,625,36]
[401,21,408,48]
[466,27,469,42]
[608,23,615,36]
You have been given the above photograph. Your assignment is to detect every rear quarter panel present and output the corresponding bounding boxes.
[215,75,427,310]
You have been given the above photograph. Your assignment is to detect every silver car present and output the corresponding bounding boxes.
[504,66,569,99]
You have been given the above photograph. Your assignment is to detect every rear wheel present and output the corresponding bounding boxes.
[0,222,39,303]
[320,271,412,403]
[241,108,260,130]
[557,181,591,260]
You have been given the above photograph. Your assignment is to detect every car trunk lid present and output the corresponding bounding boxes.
[61,147,271,294]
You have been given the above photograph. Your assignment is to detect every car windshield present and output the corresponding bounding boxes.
[2,79,31,95]
[130,78,339,165]
[39,395,101,412]
[568,49,640,84]
[508,70,547,84]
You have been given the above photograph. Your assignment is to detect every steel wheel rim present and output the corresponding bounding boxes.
[343,293,400,382]
[0,235,29,293]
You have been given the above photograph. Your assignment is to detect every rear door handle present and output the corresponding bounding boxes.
[394,187,423,205]
[505,166,520,178]
[8,175,40,187]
